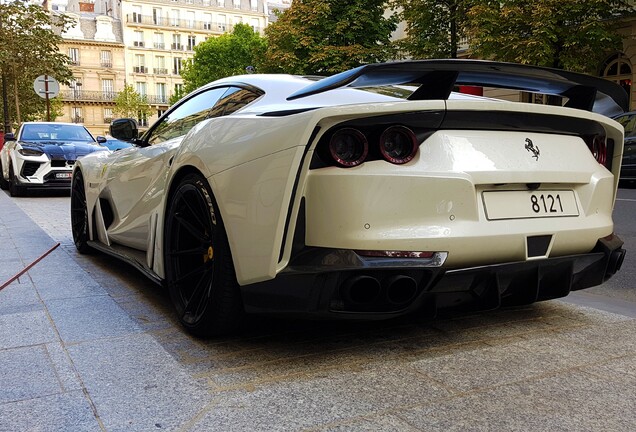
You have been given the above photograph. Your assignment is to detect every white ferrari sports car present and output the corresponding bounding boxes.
[0,122,108,196]
[71,60,627,336]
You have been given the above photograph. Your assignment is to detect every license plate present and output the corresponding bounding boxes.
[55,172,72,179]
[483,190,579,220]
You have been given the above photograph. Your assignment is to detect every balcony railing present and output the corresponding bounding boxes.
[133,66,149,73]
[69,59,80,66]
[146,95,168,104]
[100,62,112,68]
[125,14,241,33]
[171,43,184,50]
[154,42,165,49]
[60,90,117,102]
[61,90,172,106]
[72,116,85,123]
[133,41,145,47]
[125,0,250,8]
[154,68,169,75]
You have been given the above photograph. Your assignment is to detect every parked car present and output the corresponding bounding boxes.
[0,122,109,196]
[611,111,636,181]
[71,60,627,336]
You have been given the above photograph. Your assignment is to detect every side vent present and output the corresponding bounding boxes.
[99,198,115,229]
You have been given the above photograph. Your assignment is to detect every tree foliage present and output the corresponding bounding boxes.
[391,0,472,59]
[263,0,398,75]
[180,23,267,93]
[0,1,73,129]
[467,0,633,73]
[113,84,151,119]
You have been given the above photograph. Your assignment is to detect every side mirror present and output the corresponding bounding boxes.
[96,135,107,143]
[4,132,15,141]
[110,118,138,142]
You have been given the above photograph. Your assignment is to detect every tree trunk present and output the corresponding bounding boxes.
[12,67,21,124]
[449,2,458,58]
[1,72,10,133]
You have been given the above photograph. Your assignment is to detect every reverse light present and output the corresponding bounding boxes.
[18,148,44,157]
[356,250,435,258]
[379,126,418,164]
[329,128,368,167]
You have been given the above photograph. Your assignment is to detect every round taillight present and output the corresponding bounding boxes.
[379,126,418,164]
[589,135,607,165]
[329,128,368,167]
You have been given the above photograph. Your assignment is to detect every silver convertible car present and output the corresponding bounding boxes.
[71,60,627,336]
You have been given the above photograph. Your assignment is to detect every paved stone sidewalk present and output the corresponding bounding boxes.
[1,190,636,431]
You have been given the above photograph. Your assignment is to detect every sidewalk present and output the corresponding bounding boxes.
[1,189,636,431]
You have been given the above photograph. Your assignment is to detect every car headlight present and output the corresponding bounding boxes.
[18,148,44,157]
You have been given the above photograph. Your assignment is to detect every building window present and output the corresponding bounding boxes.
[154,56,167,74]
[154,33,165,49]
[203,13,212,30]
[71,79,82,99]
[134,54,147,73]
[156,83,166,103]
[171,9,180,27]
[132,6,142,23]
[134,30,145,47]
[187,35,196,51]
[100,50,112,68]
[152,7,162,25]
[101,79,114,99]
[232,0,240,9]
[250,0,257,11]
[602,53,632,106]
[173,57,183,75]
[186,11,195,29]
[104,107,113,124]
[157,109,166,118]
[136,82,147,98]
[138,111,148,127]
[71,107,83,123]
[68,48,80,65]
[218,14,226,32]
[172,34,182,50]
[217,0,224,6]
[250,18,259,32]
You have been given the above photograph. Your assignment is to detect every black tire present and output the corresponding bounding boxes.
[164,174,243,337]
[70,171,92,254]
[0,160,8,190]
[8,164,24,197]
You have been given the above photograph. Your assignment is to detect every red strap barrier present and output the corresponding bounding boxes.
[0,243,60,291]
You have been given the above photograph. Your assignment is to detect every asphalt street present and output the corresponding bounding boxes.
[0,186,635,431]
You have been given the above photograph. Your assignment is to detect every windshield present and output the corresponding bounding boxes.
[20,124,95,142]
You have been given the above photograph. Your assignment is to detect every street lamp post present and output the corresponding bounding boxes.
[73,82,82,123]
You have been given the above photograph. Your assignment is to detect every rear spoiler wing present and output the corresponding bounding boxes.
[287,60,628,117]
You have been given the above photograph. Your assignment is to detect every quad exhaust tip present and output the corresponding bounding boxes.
[340,274,419,308]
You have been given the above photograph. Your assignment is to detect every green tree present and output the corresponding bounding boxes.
[391,0,472,59]
[264,0,398,75]
[468,0,633,73]
[0,0,73,130]
[180,23,266,93]
[113,84,151,119]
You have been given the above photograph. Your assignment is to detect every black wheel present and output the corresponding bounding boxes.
[71,171,92,254]
[0,160,8,190]
[164,174,243,337]
[8,164,24,197]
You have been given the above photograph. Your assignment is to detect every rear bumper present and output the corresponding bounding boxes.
[241,234,625,319]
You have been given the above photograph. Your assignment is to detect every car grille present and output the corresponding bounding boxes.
[51,160,75,168]
[21,162,42,177]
